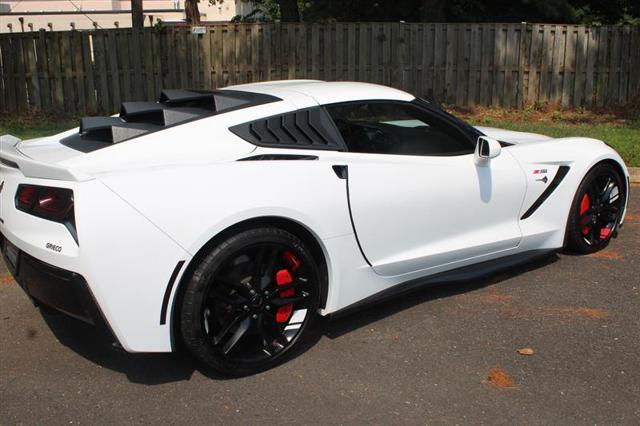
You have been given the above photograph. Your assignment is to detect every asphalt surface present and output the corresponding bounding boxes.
[1,188,639,425]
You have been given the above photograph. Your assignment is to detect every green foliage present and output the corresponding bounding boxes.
[471,118,640,166]
[0,116,78,141]
[224,0,639,24]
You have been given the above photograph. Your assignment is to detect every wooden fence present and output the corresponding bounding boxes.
[1,23,639,115]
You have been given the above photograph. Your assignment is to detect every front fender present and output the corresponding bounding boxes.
[506,137,629,249]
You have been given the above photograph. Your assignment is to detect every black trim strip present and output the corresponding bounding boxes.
[0,157,19,169]
[330,249,555,318]
[521,166,571,220]
[340,166,372,267]
[238,154,318,161]
[160,261,185,325]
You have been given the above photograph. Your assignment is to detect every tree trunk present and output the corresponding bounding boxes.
[131,0,144,28]
[278,0,300,22]
[185,0,201,25]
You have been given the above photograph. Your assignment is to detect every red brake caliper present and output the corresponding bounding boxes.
[579,193,591,236]
[275,251,300,323]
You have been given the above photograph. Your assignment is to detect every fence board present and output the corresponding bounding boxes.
[608,28,621,104]
[562,26,576,107]
[70,31,85,114]
[2,37,16,111]
[573,26,587,107]
[24,35,40,110]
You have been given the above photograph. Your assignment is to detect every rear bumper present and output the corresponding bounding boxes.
[1,232,117,341]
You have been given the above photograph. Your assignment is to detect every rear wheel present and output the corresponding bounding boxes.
[179,227,320,376]
[566,163,626,253]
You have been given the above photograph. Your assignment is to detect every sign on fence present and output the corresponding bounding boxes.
[0,23,638,115]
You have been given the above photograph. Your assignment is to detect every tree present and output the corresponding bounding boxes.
[277,0,300,22]
[185,0,201,24]
[212,0,299,22]
[226,0,639,24]
[131,0,144,28]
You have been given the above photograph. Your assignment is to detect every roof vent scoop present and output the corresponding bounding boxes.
[158,89,216,109]
[60,88,280,152]
[119,102,211,127]
[80,116,159,144]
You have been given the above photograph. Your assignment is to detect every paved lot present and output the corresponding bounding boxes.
[1,188,639,425]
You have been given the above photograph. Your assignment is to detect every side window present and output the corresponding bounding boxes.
[325,101,475,156]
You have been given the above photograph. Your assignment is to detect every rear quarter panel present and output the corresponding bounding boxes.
[98,160,354,255]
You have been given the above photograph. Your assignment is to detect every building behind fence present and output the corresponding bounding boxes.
[0,23,639,115]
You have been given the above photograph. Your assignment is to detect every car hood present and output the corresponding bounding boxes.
[474,126,553,144]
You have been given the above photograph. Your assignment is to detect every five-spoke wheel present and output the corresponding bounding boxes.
[567,163,626,253]
[179,227,320,375]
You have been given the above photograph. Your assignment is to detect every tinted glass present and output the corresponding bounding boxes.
[326,101,475,156]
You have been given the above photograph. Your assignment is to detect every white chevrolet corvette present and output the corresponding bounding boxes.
[0,81,630,375]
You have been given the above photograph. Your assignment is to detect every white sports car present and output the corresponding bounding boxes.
[0,81,630,375]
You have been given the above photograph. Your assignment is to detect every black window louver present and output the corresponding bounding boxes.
[229,107,346,151]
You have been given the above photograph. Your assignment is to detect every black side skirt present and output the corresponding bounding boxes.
[330,249,556,318]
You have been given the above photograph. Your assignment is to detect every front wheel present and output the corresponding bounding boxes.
[566,163,626,254]
[179,227,321,376]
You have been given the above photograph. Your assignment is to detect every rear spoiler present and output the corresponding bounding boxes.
[0,135,93,182]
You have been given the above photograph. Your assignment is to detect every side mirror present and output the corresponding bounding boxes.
[475,136,501,166]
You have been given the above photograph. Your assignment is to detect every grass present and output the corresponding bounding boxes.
[452,106,640,167]
[1,108,639,166]
[0,115,78,141]
[472,119,639,166]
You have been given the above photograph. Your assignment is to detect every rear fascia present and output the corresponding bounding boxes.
[0,166,191,352]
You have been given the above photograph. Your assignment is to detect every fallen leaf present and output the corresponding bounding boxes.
[589,250,623,260]
[558,307,608,319]
[484,368,515,388]
[517,348,534,356]
[0,274,15,285]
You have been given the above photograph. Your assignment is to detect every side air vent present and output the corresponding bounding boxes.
[521,165,571,219]
[229,107,346,151]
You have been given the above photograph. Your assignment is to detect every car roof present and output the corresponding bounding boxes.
[222,80,415,106]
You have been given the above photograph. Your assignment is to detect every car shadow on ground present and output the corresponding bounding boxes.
[41,253,559,384]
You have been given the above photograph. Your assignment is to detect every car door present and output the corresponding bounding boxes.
[325,100,527,277]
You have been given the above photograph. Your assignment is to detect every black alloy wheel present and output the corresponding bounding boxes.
[180,227,320,376]
[566,163,626,253]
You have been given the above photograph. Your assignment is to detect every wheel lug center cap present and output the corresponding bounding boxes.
[251,295,264,308]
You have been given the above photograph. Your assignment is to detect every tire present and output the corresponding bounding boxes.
[565,162,626,254]
[179,227,321,376]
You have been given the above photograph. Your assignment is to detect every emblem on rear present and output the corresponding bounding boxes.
[46,243,62,253]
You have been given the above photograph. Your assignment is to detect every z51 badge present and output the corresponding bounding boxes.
[533,169,548,183]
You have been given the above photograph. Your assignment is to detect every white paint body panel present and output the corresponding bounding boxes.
[0,81,630,353]
[345,151,526,276]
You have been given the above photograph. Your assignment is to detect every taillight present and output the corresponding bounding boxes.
[34,187,74,220]
[16,185,38,210]
[15,184,75,224]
